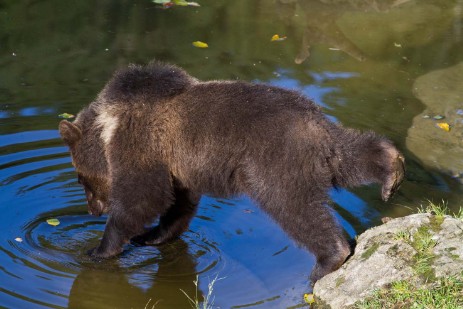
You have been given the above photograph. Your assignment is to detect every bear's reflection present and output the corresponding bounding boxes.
[68,239,203,309]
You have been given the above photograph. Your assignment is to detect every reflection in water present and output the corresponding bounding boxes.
[275,0,407,63]
[68,240,201,309]
[276,0,460,64]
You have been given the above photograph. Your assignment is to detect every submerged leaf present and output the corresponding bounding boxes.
[58,113,75,119]
[271,34,287,42]
[192,41,208,48]
[46,218,60,226]
[433,115,445,120]
[304,293,315,304]
[436,122,450,132]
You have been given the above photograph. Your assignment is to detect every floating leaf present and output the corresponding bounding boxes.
[271,34,287,42]
[153,0,200,7]
[436,122,450,132]
[15,237,23,242]
[58,113,75,119]
[192,41,208,48]
[433,115,445,120]
[174,0,200,6]
[304,293,315,305]
[46,218,60,226]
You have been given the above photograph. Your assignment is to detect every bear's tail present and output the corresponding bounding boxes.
[100,61,196,104]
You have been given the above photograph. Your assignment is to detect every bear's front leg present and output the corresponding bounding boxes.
[89,165,174,258]
[88,215,127,258]
[335,131,404,201]
[364,139,405,201]
[131,181,200,246]
[380,146,405,201]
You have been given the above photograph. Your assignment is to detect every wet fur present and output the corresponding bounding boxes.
[59,62,404,283]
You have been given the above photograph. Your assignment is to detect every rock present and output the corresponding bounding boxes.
[313,213,463,308]
[406,62,463,178]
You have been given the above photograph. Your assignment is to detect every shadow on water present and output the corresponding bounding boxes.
[1,0,463,308]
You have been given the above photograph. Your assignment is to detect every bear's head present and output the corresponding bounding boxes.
[59,119,110,216]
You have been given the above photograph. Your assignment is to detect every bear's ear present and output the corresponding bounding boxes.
[59,120,82,146]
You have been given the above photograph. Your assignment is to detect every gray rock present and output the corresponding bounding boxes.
[313,213,463,308]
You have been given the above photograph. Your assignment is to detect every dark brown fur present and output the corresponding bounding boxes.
[59,62,404,283]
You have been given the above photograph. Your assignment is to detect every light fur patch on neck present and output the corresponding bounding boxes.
[96,109,119,145]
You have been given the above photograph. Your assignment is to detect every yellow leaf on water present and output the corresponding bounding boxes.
[46,218,60,226]
[58,113,75,119]
[304,293,315,304]
[15,237,23,242]
[192,41,208,48]
[271,34,287,42]
[436,122,450,132]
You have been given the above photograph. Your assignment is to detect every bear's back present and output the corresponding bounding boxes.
[167,80,337,194]
[99,61,197,105]
[171,80,333,150]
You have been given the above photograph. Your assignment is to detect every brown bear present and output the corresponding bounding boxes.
[59,62,404,283]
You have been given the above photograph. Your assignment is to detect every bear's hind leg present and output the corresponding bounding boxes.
[263,195,351,284]
[309,234,351,283]
[132,181,199,245]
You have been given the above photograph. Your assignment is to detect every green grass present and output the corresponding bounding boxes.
[418,200,463,220]
[361,242,380,260]
[411,225,437,281]
[354,274,463,309]
[394,230,410,241]
[394,225,437,282]
[180,274,222,309]
[143,298,161,308]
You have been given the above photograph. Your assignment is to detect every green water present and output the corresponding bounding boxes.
[1,0,462,308]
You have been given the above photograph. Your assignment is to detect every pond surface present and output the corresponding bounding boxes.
[1,0,463,308]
